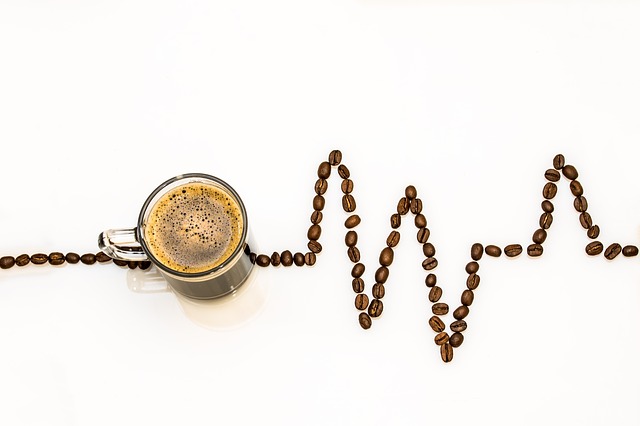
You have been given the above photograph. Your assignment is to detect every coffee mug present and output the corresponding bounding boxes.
[99,173,255,299]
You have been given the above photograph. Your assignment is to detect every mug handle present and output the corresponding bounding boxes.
[98,228,149,261]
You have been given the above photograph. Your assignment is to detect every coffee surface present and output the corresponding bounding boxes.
[145,182,243,273]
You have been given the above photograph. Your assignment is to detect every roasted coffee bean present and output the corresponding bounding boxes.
[570,180,584,197]
[308,224,322,241]
[355,293,369,310]
[304,252,316,266]
[317,161,331,179]
[586,241,603,256]
[372,283,385,299]
[545,169,561,182]
[49,252,65,266]
[96,252,111,263]
[293,252,305,266]
[541,200,554,213]
[375,266,389,284]
[347,246,361,263]
[422,242,435,257]
[422,257,438,270]
[250,252,257,263]
[281,250,293,267]
[271,252,281,266]
[449,332,464,348]
[429,315,445,332]
[461,289,474,306]
[307,240,322,254]
[485,245,502,257]
[432,303,449,315]
[31,253,48,265]
[504,244,523,257]
[410,198,423,214]
[379,247,394,266]
[359,312,372,329]
[465,261,479,274]
[256,254,270,267]
[622,245,639,257]
[128,261,138,269]
[451,320,467,332]
[390,213,401,229]
[313,195,325,211]
[470,243,483,261]
[352,278,365,293]
[579,212,593,229]
[405,185,417,200]
[428,286,443,303]
[527,244,543,257]
[604,243,622,260]
[328,149,342,166]
[0,256,15,269]
[342,194,356,212]
[113,259,128,267]
[311,210,323,224]
[16,254,30,267]
[314,179,328,195]
[80,253,96,265]
[341,179,354,194]
[574,196,588,212]
[553,154,565,170]
[397,197,410,215]
[440,343,454,363]
[434,332,449,346]
[587,225,600,239]
[425,273,437,287]
[386,231,400,247]
[337,164,350,179]
[417,228,430,243]
[140,261,152,270]
[345,230,358,247]
[414,214,427,229]
[466,273,480,290]
[562,165,579,180]
[351,263,365,278]
[540,213,553,229]
[368,299,383,317]
[543,182,557,199]
[453,305,469,320]
[345,214,361,229]
[532,229,547,244]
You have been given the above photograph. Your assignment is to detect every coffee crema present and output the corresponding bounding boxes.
[144,182,243,274]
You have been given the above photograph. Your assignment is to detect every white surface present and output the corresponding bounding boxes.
[1,1,640,425]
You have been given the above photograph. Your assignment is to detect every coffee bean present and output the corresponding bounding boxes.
[386,231,400,247]
[465,261,479,274]
[622,245,639,257]
[449,332,464,348]
[347,246,361,263]
[31,253,48,265]
[414,214,427,228]
[586,241,604,256]
[451,320,467,332]
[372,283,385,299]
[540,213,553,229]
[341,179,354,194]
[417,228,430,243]
[345,230,358,247]
[429,315,446,332]
[375,266,389,284]
[440,343,454,363]
[250,253,257,263]
[390,213,401,229]
[545,169,561,182]
[281,250,293,266]
[359,312,372,329]
[422,242,435,257]
[504,244,523,257]
[328,150,342,166]
[543,182,557,199]
[304,252,317,266]
[311,210,323,224]
[96,252,111,263]
[434,332,449,346]
[397,197,410,215]
[128,261,138,269]
[345,214,361,229]
[342,194,356,212]
[80,253,96,265]
[432,303,449,315]
[429,286,443,303]
[527,244,543,257]
[379,247,394,266]
[352,263,365,278]
[16,254,30,267]
[317,161,331,179]
[425,273,437,287]
[422,257,438,270]
[271,252,281,266]
[0,256,15,269]
[461,289,474,306]
[532,229,547,244]
[470,243,483,261]
[541,200,554,213]
[352,278,365,293]
[604,243,622,260]
[453,305,469,320]
[410,198,423,214]
[314,179,328,195]
[48,252,65,266]
[113,259,128,267]
[587,225,600,239]
[553,154,565,170]
[256,254,270,267]
[308,224,322,241]
[485,245,502,257]
[337,164,350,179]
[293,252,305,266]
[569,180,583,197]
[562,165,579,180]
[307,240,322,254]
[466,273,480,290]
[405,185,417,200]
[579,212,592,229]
[140,261,151,270]
[313,195,325,211]
[574,196,588,212]
[368,299,383,317]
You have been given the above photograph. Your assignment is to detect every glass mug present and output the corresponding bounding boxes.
[99,173,255,299]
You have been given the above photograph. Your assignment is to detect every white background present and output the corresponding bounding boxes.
[1,1,639,425]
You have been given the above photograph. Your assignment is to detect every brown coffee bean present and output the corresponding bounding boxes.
[372,283,385,299]
[351,263,365,278]
[48,252,65,266]
[256,255,270,267]
[341,179,354,194]
[553,154,565,170]
[281,250,293,266]
[250,252,257,263]
[379,247,394,266]
[308,224,322,241]
[304,252,316,266]
[311,210,323,225]
[432,303,449,315]
[429,315,445,332]
[543,182,557,199]
[466,273,480,290]
[293,252,305,266]
[80,253,96,265]
[540,213,553,229]
[31,253,48,265]
[604,243,622,260]
[271,252,281,266]
[417,228,430,244]
[414,214,427,229]
[347,246,361,263]
[375,266,389,284]
[307,241,322,254]
[470,243,483,261]
[425,273,437,287]
[314,179,328,195]
[532,229,547,244]
[63,252,78,264]
[410,198,423,214]
[441,343,454,363]
[128,261,138,269]
[429,286,443,303]
[453,305,469,320]
[345,230,358,247]
[574,196,588,212]
[359,312,372,329]
[113,259,128,267]
[504,244,523,257]
[622,245,639,257]
[386,231,400,248]
[451,320,467,332]
[587,225,600,239]
[352,278,365,293]
[485,245,502,257]
[527,244,543,257]
[461,289,474,306]
[405,185,417,200]
[313,195,325,211]
[562,165,579,180]
[422,242,435,257]
[570,180,584,197]
[140,261,152,270]
[434,332,449,346]
[337,164,350,179]
[0,256,15,269]
[328,149,342,166]
[545,169,561,182]
[422,257,438,270]
[465,261,479,274]
[397,197,410,215]
[317,161,331,179]
[449,332,464,348]
[368,299,383,317]
[390,213,401,229]
[16,254,30,267]
[579,212,592,229]
[586,241,604,256]
[96,252,111,263]
[342,194,356,212]
[541,200,554,213]
[345,214,361,229]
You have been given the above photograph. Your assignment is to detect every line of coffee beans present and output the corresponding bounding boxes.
[0,251,151,270]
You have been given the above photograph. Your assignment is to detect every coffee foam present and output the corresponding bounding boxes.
[145,182,243,274]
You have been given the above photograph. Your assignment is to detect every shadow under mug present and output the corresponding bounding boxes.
[98,173,255,299]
